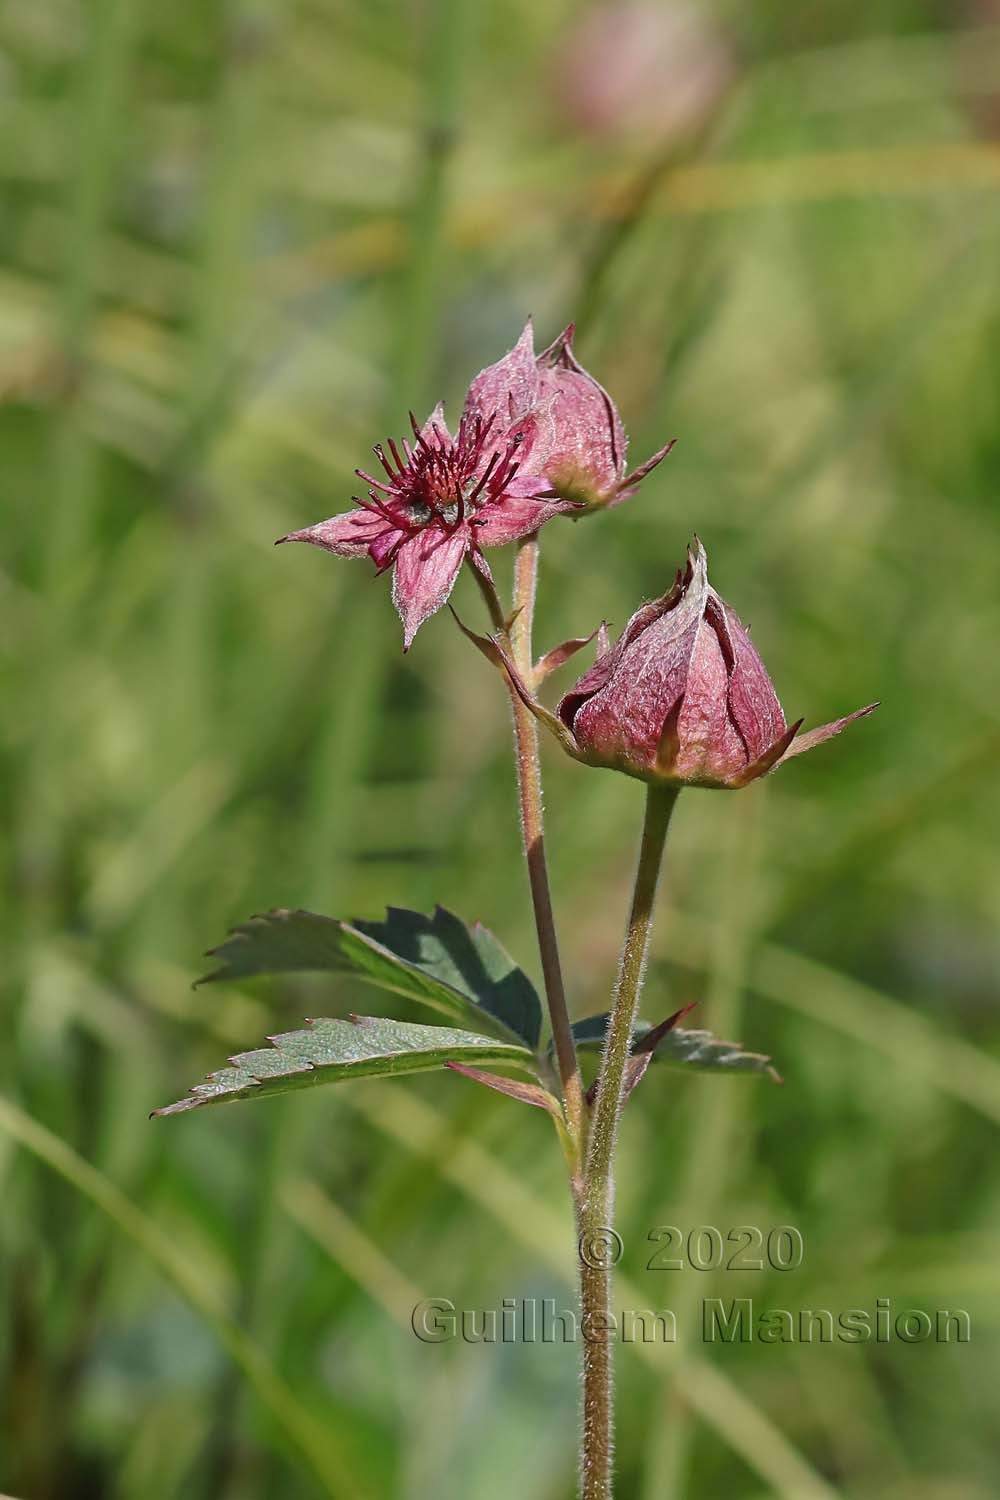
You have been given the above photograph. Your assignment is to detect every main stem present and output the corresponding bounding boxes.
[510,541,587,1164]
[472,542,586,1171]
[579,783,679,1500]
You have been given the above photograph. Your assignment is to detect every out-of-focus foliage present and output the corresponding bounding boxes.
[2,0,999,1495]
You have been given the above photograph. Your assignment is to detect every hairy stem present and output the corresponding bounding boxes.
[579,782,679,1499]
[470,544,586,1175]
[509,540,586,1161]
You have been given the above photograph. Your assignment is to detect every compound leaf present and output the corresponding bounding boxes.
[154,1016,537,1117]
[198,906,542,1049]
[569,1015,779,1081]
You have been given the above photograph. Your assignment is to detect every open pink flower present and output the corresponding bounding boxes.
[555,541,878,788]
[277,321,673,648]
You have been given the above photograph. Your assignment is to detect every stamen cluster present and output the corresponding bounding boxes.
[355,413,526,571]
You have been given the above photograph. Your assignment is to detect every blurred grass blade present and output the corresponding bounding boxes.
[666,912,1000,1128]
[281,1178,423,1327]
[154,1015,537,1116]
[0,1093,359,1499]
[199,905,543,1047]
[346,1085,839,1499]
[49,0,142,580]
[395,0,474,407]
[681,1361,840,1500]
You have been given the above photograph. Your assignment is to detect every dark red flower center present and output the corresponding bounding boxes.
[352,412,526,569]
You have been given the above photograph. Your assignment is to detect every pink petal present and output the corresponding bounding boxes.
[557,550,701,732]
[674,614,746,783]
[778,702,880,762]
[419,401,452,447]
[473,488,573,547]
[369,527,408,570]
[564,542,710,773]
[536,323,576,364]
[391,527,470,651]
[276,509,383,558]
[486,401,559,479]
[714,596,786,762]
[536,325,627,495]
[462,321,540,430]
[503,473,560,500]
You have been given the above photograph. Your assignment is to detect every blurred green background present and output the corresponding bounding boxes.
[3,0,1000,1496]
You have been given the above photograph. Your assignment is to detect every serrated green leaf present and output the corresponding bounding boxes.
[153,1016,537,1117]
[199,909,348,982]
[199,906,542,1049]
[568,1016,779,1081]
[639,1026,780,1081]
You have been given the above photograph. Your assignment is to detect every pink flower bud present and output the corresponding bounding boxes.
[557,542,877,789]
[556,1,734,142]
[532,326,673,508]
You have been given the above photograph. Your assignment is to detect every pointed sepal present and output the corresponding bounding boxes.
[445,1062,564,1117]
[535,626,603,683]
